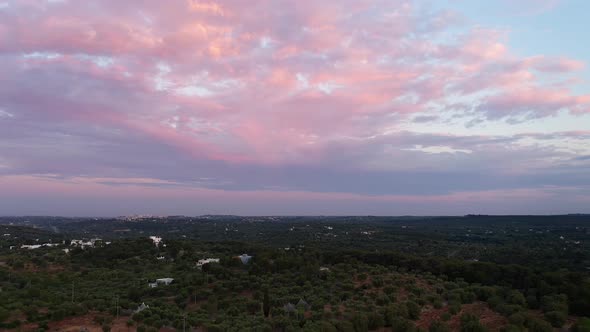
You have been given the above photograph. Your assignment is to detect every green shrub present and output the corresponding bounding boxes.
[573,317,590,332]
[449,304,461,315]
[429,320,450,332]
[501,324,522,332]
[391,317,416,332]
[524,316,553,332]
[460,314,487,332]
[406,301,421,320]
[544,311,566,328]
[508,313,526,327]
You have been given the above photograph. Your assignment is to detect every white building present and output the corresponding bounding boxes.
[196,258,220,269]
[70,238,103,249]
[238,254,252,264]
[135,303,150,313]
[20,243,60,250]
[149,236,162,246]
[156,278,174,285]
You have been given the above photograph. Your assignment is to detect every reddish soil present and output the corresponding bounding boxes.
[415,305,449,330]
[448,302,508,331]
[56,315,131,331]
[239,290,254,299]
[186,295,208,311]
[396,287,410,301]
[416,302,509,331]
[354,275,373,288]
[22,263,65,273]
[415,279,435,292]
[323,303,345,316]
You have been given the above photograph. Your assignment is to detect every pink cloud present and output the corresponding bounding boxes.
[527,56,586,72]
[0,1,585,160]
[0,0,588,214]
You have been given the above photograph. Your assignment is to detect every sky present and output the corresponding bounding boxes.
[0,0,589,216]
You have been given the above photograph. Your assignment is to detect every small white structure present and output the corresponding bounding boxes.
[149,236,162,246]
[21,243,60,250]
[21,244,42,250]
[148,282,158,288]
[135,302,150,313]
[70,238,102,249]
[156,278,174,285]
[238,254,252,264]
[196,258,220,269]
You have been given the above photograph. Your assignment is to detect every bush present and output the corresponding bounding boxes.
[383,286,397,296]
[526,295,539,309]
[541,294,568,314]
[367,312,385,330]
[496,304,523,317]
[508,313,526,327]
[449,304,461,315]
[544,311,566,328]
[406,301,421,320]
[387,303,409,321]
[351,313,368,332]
[335,320,355,332]
[487,296,503,309]
[38,321,49,330]
[429,320,450,332]
[391,317,416,332]
[372,276,384,288]
[524,316,553,332]
[474,286,496,301]
[433,298,443,309]
[573,317,590,332]
[376,295,390,306]
[0,308,9,323]
[506,291,526,306]
[501,325,522,332]
[460,314,487,332]
[320,321,337,332]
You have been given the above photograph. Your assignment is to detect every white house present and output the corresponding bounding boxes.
[70,238,102,249]
[21,243,60,250]
[196,258,220,269]
[149,236,162,246]
[156,278,174,285]
[238,254,252,264]
[135,302,149,313]
[21,244,42,250]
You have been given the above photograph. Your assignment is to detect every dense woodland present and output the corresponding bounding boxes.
[0,215,589,331]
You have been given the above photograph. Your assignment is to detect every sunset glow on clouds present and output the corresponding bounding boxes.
[0,0,589,215]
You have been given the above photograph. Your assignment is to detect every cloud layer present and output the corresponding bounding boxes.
[0,0,589,215]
